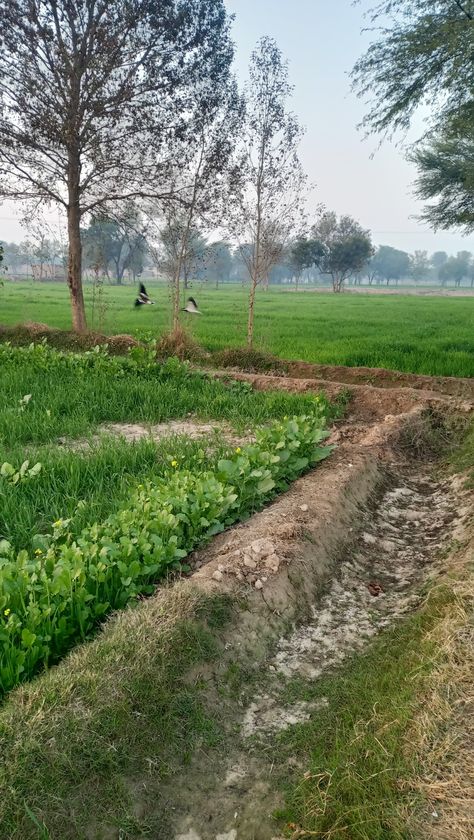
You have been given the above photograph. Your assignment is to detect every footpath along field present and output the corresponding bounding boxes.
[1,280,474,377]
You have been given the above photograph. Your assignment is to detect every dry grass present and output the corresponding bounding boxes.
[212,345,288,374]
[155,324,209,361]
[406,542,474,839]
[0,322,141,354]
[0,583,233,838]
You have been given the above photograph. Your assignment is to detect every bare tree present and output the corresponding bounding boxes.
[149,78,243,331]
[151,208,207,311]
[0,0,233,331]
[228,37,307,347]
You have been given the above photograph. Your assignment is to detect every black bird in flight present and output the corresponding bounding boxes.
[182,296,201,314]
[134,283,155,307]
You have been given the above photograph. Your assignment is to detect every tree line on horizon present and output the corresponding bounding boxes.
[3,226,474,290]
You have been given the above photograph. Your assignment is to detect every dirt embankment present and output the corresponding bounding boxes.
[143,399,469,840]
[212,367,473,427]
[286,360,474,399]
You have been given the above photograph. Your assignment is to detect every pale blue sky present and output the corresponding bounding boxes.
[1,0,473,254]
[225,0,474,255]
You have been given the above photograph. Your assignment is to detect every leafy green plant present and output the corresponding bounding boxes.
[0,411,332,695]
[0,460,42,486]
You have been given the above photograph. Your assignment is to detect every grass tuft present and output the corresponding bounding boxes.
[0,586,231,839]
[156,324,209,361]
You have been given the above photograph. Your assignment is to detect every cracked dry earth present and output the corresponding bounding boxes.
[172,468,464,840]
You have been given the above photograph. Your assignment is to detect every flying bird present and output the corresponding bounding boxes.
[134,283,155,307]
[182,296,201,315]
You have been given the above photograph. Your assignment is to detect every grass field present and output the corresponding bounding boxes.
[1,280,474,377]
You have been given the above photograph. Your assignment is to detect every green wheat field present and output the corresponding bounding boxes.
[1,280,473,377]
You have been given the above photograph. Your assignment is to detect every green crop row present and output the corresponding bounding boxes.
[0,410,333,696]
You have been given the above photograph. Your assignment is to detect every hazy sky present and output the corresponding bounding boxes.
[1,0,473,255]
[224,0,474,255]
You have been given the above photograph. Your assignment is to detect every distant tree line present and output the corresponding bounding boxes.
[4,226,474,290]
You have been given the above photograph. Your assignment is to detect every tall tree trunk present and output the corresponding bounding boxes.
[67,200,87,332]
[172,139,205,331]
[172,265,181,331]
[247,276,257,347]
[67,143,86,332]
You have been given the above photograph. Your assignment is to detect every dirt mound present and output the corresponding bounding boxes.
[156,325,209,362]
[287,360,474,399]
[0,322,142,355]
[106,333,141,352]
[212,347,288,375]
[22,321,58,334]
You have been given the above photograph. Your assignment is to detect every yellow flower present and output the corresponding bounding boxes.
[171,460,178,468]
[34,548,43,556]
[235,447,242,454]
[4,609,10,616]
[53,519,63,528]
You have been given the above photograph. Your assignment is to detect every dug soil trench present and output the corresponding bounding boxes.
[124,401,473,840]
[212,368,473,424]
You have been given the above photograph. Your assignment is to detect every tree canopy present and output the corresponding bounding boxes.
[371,245,411,284]
[411,111,474,231]
[352,1,474,136]
[310,212,373,292]
[352,1,474,235]
[439,251,473,286]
